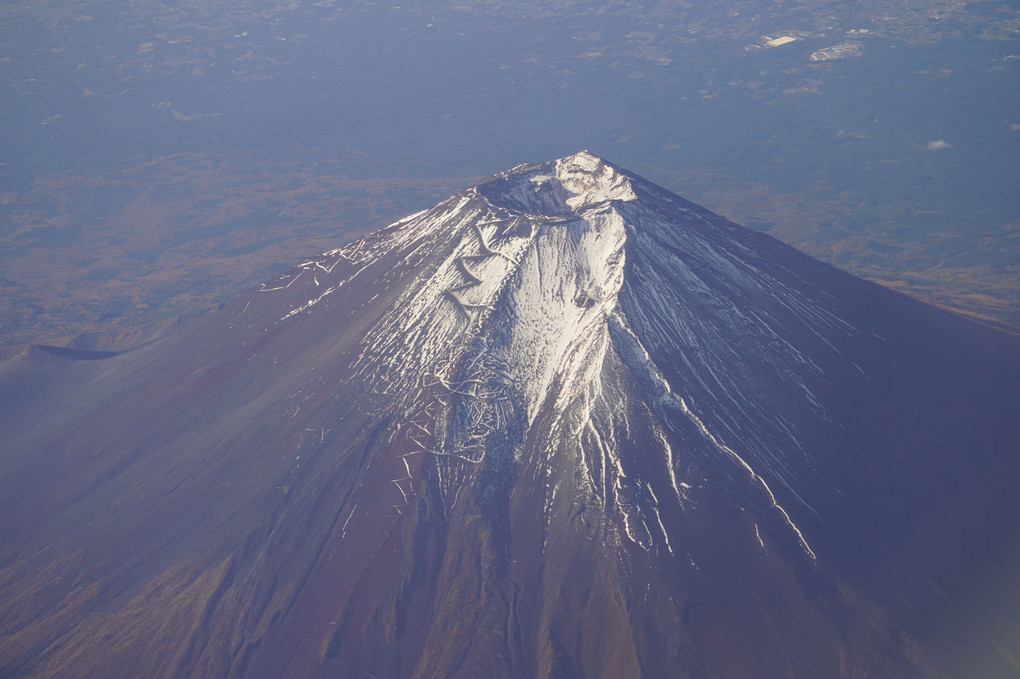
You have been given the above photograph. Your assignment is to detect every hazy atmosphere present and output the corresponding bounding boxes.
[2,0,1018,352]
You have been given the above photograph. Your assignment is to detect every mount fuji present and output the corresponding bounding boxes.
[1,151,1017,678]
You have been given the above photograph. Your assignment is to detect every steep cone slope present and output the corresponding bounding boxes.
[1,152,1018,678]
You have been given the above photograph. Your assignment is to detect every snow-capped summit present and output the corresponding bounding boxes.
[0,154,1017,678]
[480,150,638,215]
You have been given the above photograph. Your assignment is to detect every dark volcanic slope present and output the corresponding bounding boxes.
[1,152,1018,678]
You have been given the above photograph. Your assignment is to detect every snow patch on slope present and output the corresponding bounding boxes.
[500,204,626,420]
[608,311,818,561]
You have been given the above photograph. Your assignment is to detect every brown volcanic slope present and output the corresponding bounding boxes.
[0,152,1018,678]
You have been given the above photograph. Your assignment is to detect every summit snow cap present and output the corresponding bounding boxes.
[478,150,637,216]
[550,150,638,210]
[354,151,633,422]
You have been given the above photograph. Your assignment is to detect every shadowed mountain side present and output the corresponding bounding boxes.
[0,152,1017,678]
